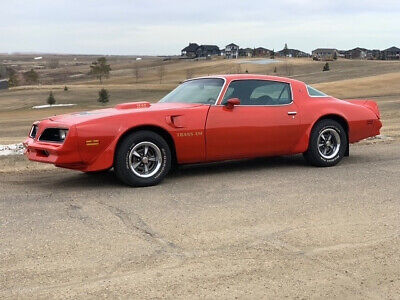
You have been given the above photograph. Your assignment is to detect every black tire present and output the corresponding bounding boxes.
[303,119,347,167]
[114,131,171,187]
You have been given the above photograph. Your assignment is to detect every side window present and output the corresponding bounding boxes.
[222,80,292,105]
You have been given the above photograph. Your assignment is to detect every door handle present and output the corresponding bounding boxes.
[287,111,297,116]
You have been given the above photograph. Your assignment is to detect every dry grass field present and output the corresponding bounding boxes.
[1,55,400,299]
[0,55,399,144]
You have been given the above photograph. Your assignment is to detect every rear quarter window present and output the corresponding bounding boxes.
[307,85,327,97]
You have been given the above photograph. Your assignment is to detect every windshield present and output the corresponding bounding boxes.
[159,78,224,104]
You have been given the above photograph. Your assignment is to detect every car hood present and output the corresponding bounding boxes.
[44,102,205,126]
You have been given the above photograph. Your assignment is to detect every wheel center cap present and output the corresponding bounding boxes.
[326,141,331,147]
[142,157,149,164]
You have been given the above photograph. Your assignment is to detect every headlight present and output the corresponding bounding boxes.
[39,128,69,143]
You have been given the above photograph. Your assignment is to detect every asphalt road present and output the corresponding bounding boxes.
[1,141,399,299]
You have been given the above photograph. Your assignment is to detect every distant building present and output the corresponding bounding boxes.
[312,48,339,60]
[181,43,199,58]
[225,43,239,59]
[0,79,9,90]
[253,47,271,57]
[369,49,381,60]
[279,48,310,58]
[381,46,400,60]
[239,48,253,57]
[345,47,367,59]
[196,45,220,58]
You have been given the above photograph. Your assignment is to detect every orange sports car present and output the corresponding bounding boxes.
[24,75,382,186]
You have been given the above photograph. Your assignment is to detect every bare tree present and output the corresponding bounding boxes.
[89,57,111,83]
[235,64,242,74]
[133,62,141,83]
[284,62,293,76]
[23,69,39,85]
[185,68,194,79]
[158,64,165,84]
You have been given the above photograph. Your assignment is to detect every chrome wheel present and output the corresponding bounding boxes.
[128,141,162,178]
[317,128,341,160]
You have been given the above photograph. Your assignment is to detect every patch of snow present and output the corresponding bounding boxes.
[69,74,84,78]
[366,134,394,141]
[32,104,76,109]
[0,143,24,156]
[238,59,281,65]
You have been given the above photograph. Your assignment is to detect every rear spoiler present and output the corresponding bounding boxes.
[346,99,380,119]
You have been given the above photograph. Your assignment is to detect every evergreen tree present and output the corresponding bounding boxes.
[98,88,109,104]
[47,91,56,105]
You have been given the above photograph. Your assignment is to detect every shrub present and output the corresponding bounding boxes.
[323,62,330,71]
[98,88,109,104]
[64,86,68,91]
[47,91,56,105]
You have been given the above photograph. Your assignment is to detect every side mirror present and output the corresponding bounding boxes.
[225,98,240,109]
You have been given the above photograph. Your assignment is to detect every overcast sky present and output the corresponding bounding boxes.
[1,0,399,55]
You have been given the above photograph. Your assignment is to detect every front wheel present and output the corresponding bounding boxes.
[114,131,171,186]
[304,119,347,167]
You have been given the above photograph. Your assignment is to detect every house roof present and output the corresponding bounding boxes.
[383,46,400,52]
[350,47,368,52]
[255,47,271,51]
[226,43,239,47]
[198,45,220,51]
[279,48,307,54]
[182,43,199,52]
[312,48,338,52]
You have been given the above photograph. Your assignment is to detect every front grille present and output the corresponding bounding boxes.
[29,125,38,138]
[39,128,68,143]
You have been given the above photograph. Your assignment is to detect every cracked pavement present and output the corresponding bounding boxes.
[1,141,399,299]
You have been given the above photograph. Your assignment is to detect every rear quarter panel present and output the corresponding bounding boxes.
[293,84,380,152]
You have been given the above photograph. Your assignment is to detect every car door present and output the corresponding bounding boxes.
[205,79,301,161]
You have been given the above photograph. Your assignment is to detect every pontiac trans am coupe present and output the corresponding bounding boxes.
[24,75,382,186]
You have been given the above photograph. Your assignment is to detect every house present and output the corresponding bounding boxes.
[0,79,8,90]
[253,47,271,57]
[369,49,381,60]
[381,46,400,60]
[239,48,253,57]
[279,48,310,58]
[196,45,220,58]
[345,47,367,59]
[181,43,199,58]
[312,48,339,60]
[225,43,239,59]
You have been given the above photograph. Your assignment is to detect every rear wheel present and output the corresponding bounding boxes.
[304,119,347,167]
[114,131,171,186]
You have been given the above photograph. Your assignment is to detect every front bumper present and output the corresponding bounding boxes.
[23,126,87,170]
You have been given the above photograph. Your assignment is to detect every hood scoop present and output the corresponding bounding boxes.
[115,101,151,110]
